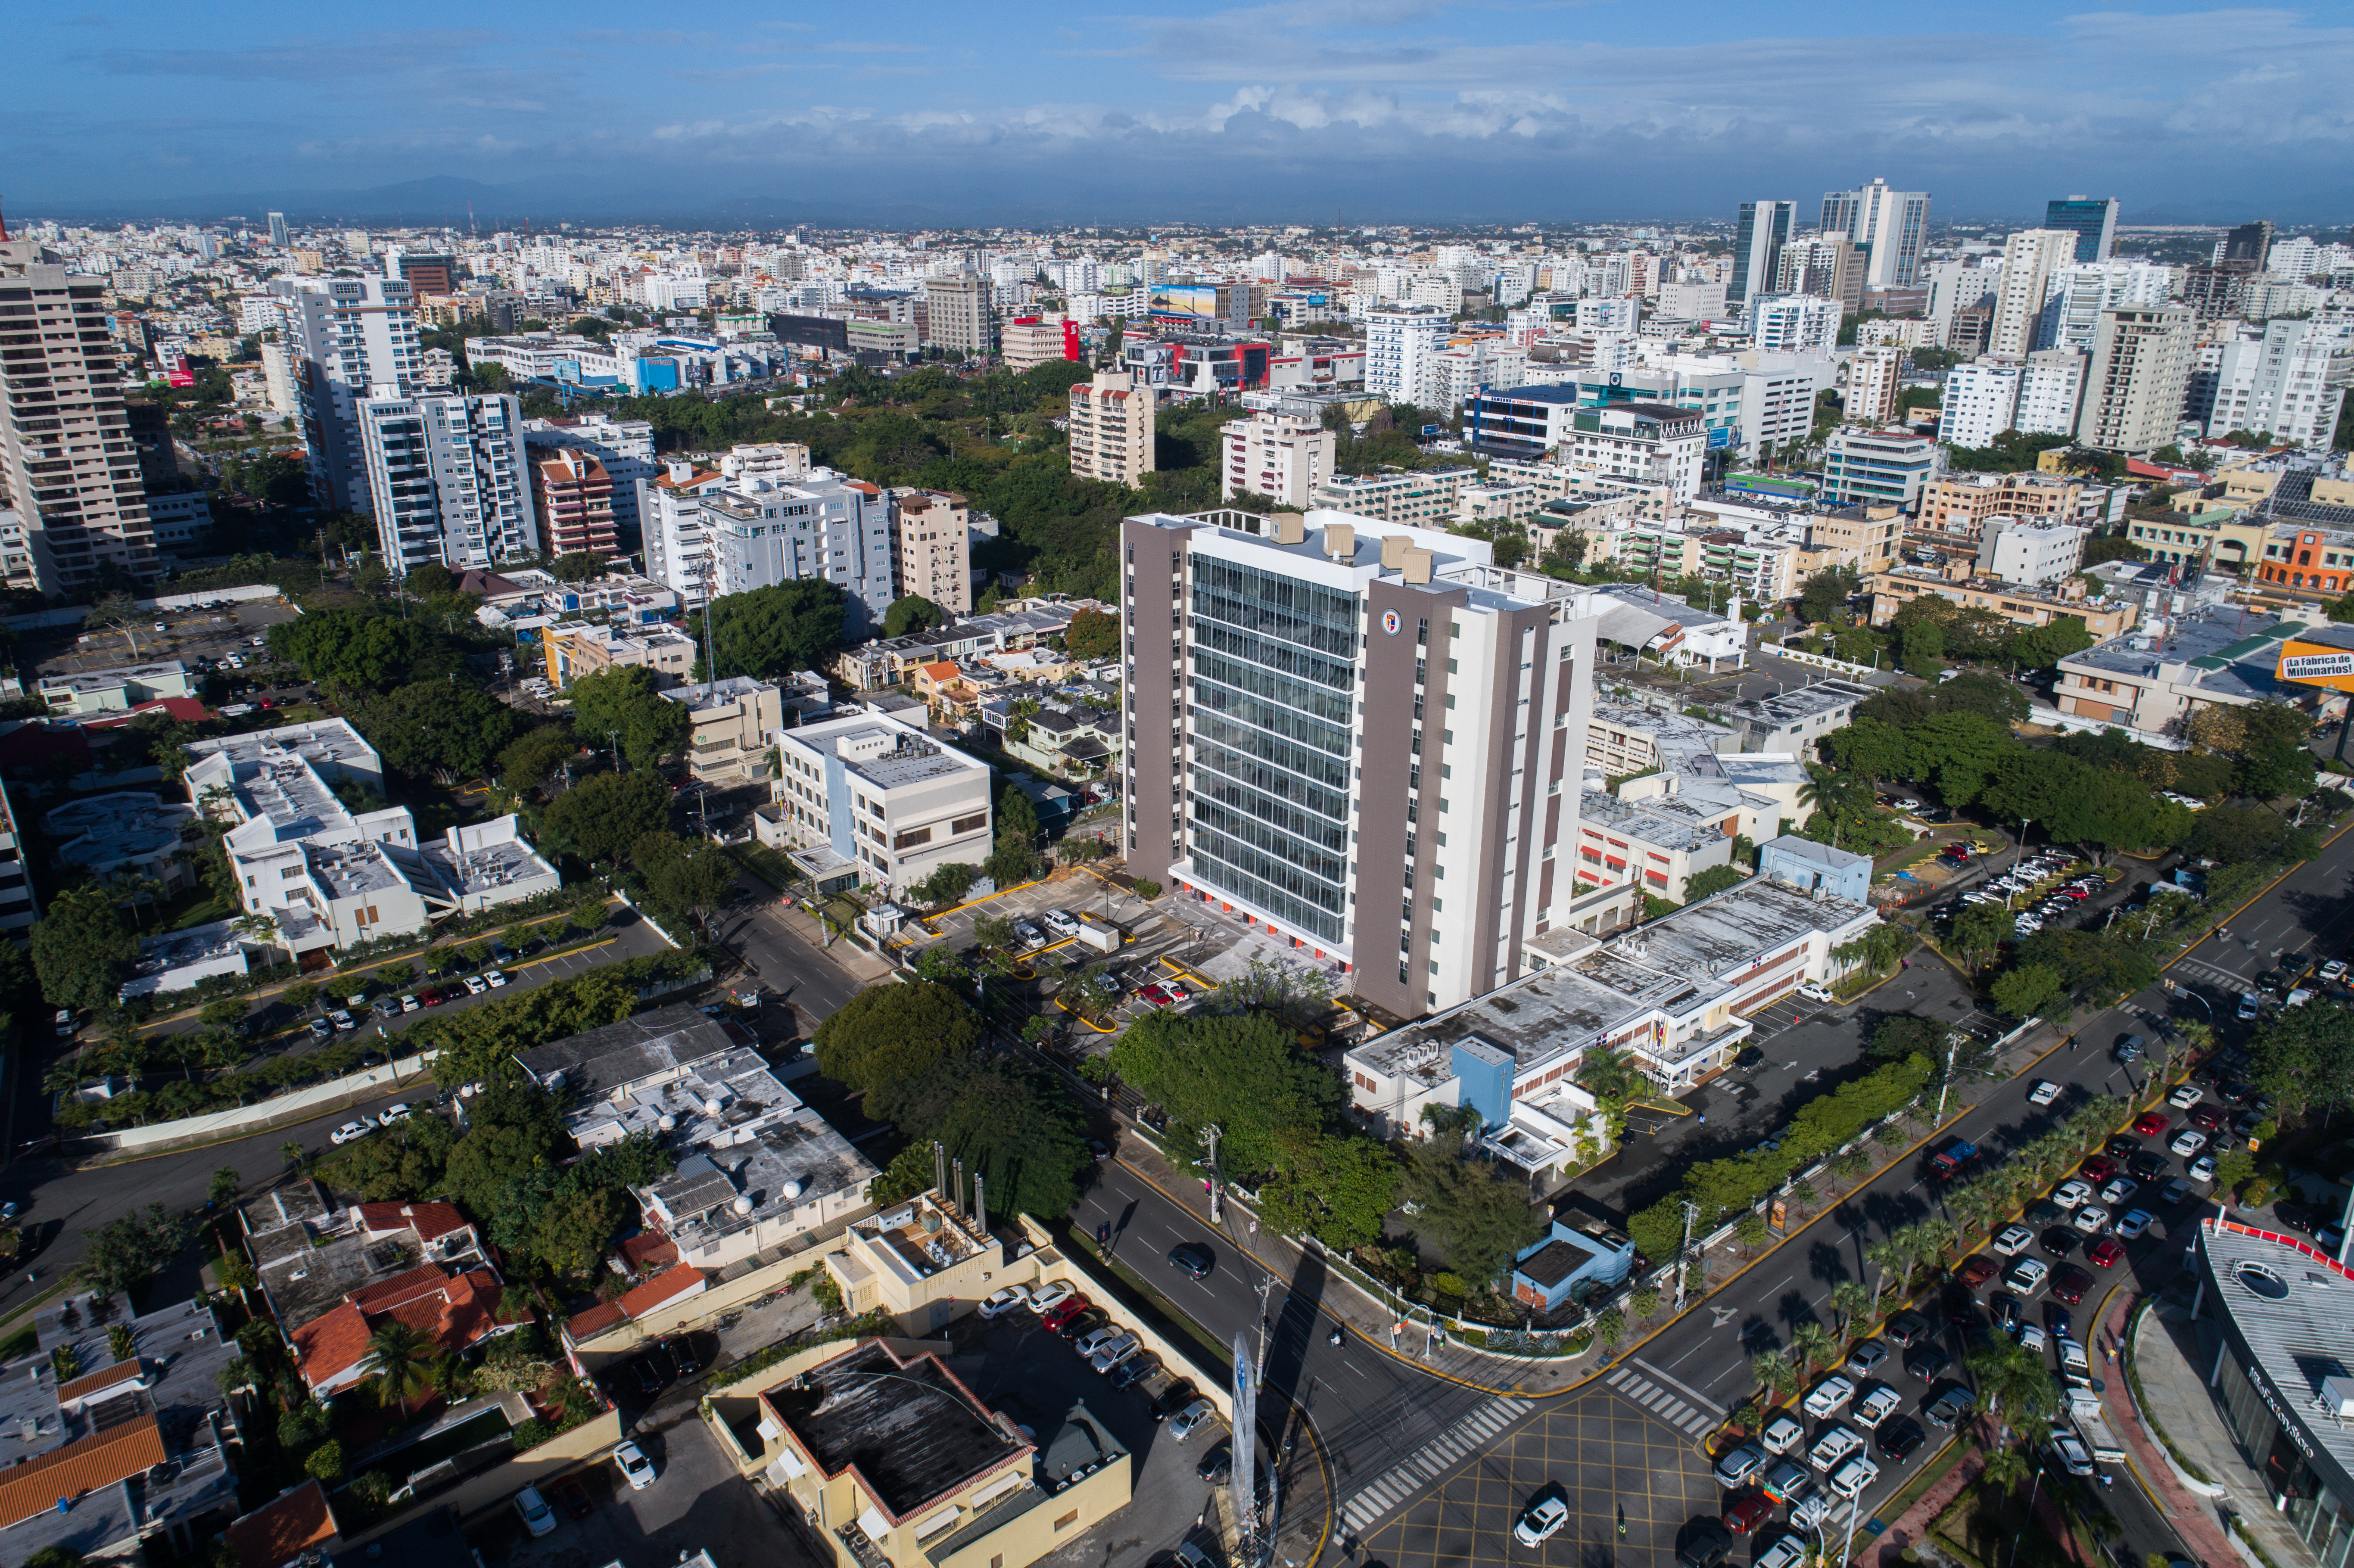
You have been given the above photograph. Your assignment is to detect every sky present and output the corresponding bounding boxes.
[4,0,2350,226]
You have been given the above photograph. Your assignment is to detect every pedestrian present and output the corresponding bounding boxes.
[1698,1114,1706,1124]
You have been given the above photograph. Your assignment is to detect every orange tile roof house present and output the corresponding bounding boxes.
[222,1479,341,1568]
[292,1262,526,1397]
[562,1261,708,1349]
[0,1292,243,1562]
[243,1180,496,1344]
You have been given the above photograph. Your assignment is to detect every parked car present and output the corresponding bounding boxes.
[979,1286,1031,1319]
[1926,1388,1977,1429]
[1992,1224,2035,1257]
[1041,1295,1093,1334]
[514,1485,558,1537]
[2099,1176,2139,1207]
[1073,1325,1124,1360]
[1799,980,1836,1003]
[307,1019,333,1042]
[548,1474,594,1519]
[1844,1340,1890,1378]
[463,976,488,995]
[1089,1333,1143,1373]
[1877,1419,1927,1462]
[1108,1353,1158,1390]
[2161,1178,2194,1205]
[2114,1209,2155,1240]
[1042,909,1081,938]
[2133,1112,2170,1138]
[1760,1414,1806,1455]
[1029,1283,1076,1316]
[614,1440,656,1490]
[1514,1495,1572,1546]
[2168,1083,2204,1110]
[1678,1526,1735,1568]
[2051,1266,2096,1306]
[2051,1179,2093,1210]
[1856,1384,1903,1428]
[2087,1238,2127,1269]
[1885,1311,1933,1348]
[378,1103,413,1126]
[1713,1443,1768,1488]
[2190,1154,2219,1183]
[1828,1456,1881,1498]
[1724,1492,1778,1535]
[1904,1346,1952,1381]
[485,968,509,988]
[399,993,421,1012]
[2005,1257,2051,1294]
[330,1120,373,1145]
[2071,1206,2111,1235]
[1168,1400,1219,1441]
[329,1009,357,1031]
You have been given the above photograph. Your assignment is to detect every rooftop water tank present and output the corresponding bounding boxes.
[657,1114,677,1133]
[732,1194,755,1216]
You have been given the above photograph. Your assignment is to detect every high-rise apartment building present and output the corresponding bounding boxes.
[1744,294,1839,355]
[1987,230,2077,357]
[1729,201,1796,307]
[0,242,160,596]
[396,252,459,299]
[2044,197,2120,263]
[356,392,535,571]
[1821,429,1940,510]
[1845,345,1904,428]
[922,272,992,358]
[1821,179,1931,289]
[1365,305,1450,405]
[2197,319,2339,447]
[891,488,973,614]
[1774,236,1865,314]
[1118,510,1601,1017]
[1940,358,2026,450]
[2224,221,2276,268]
[275,276,423,513]
[2077,306,2195,453]
[2045,263,2173,355]
[702,472,898,632]
[531,448,619,560]
[2015,351,2089,439]
[1068,371,1155,487]
[267,212,289,249]
[1220,410,1336,508]
[522,413,656,549]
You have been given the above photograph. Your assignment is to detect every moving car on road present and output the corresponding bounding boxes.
[330,1120,373,1146]
[1514,1496,1572,1546]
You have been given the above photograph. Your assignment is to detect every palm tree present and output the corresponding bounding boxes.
[1798,765,1872,850]
[1981,1445,2032,1492]
[280,1141,304,1171]
[1865,1236,1912,1297]
[1947,1183,1997,1242]
[1829,1281,1874,1338]
[363,1320,436,1411]
[1753,1350,1800,1402]
[1791,1320,1837,1371]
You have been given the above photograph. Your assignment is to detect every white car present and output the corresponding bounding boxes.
[1756,1535,1809,1568]
[2072,1205,2111,1235]
[1828,1455,1881,1499]
[2018,1323,2048,1354]
[1790,1495,1832,1531]
[1992,1223,2035,1257]
[2052,1431,2096,1477]
[1761,1413,1806,1454]
[1808,1425,1863,1472]
[1073,1325,1122,1359]
[378,1103,413,1126]
[2190,1154,2219,1182]
[2058,1338,2090,1381]
[400,993,420,1012]
[330,1120,373,1145]
[514,1484,557,1537]
[1042,909,1081,938]
[463,975,488,995]
[1168,1400,1218,1441]
[1803,1375,1856,1419]
[1028,1282,1075,1316]
[1514,1496,1571,1547]
[615,1439,656,1490]
[2168,1084,2204,1110]
[2171,1129,2208,1157]
[1799,980,1836,1003]
[2052,1178,2093,1210]
[2323,958,2349,983]
[1855,1385,1903,1428]
[2028,1080,2062,1107]
[2006,1257,2051,1294]
[2115,1208,2155,1240]
[979,1285,1031,1319]
[484,968,509,988]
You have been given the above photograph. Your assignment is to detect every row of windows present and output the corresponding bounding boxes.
[1193,647,1354,725]
[1191,741,1351,822]
[1193,797,1348,888]
[1194,711,1351,793]
[1190,673,1352,759]
[1189,557,1361,659]
[1189,829,1347,943]
[1191,617,1358,694]
[1191,769,1348,855]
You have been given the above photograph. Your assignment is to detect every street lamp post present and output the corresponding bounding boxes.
[2006,819,2033,912]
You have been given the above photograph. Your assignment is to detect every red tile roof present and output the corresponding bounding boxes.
[617,1232,679,1271]
[355,1201,472,1244]
[0,1412,165,1529]
[564,1300,626,1343]
[55,1357,143,1404]
[223,1479,339,1568]
[621,1263,705,1318]
[292,1265,514,1387]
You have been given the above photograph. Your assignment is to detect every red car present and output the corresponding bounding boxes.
[548,1473,594,1519]
[1724,1493,1776,1535]
[1956,1254,1999,1288]
[2079,1156,2119,1184]
[1041,1294,1093,1334]
[2086,1238,2127,1269]
[2190,1105,2228,1131]
[2051,1266,2096,1305]
[2133,1112,2170,1138]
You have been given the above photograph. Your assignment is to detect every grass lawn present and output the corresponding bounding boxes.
[154,887,237,932]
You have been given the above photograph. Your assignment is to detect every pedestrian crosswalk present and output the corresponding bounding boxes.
[2173,957,2247,993]
[1338,1395,1529,1536]
[1604,1365,1720,1437]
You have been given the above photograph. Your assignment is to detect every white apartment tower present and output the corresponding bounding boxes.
[1365,306,1451,406]
[1745,295,1839,355]
[2199,320,2339,447]
[1822,180,1931,289]
[2077,306,2195,453]
[275,276,424,513]
[1119,510,1604,1018]
[1940,359,2026,450]
[1987,229,2077,357]
[1221,411,1336,509]
[1069,371,1155,486]
[356,392,536,571]
[0,241,159,595]
[1846,345,1904,428]
[891,488,974,614]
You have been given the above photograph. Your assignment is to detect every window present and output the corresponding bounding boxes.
[894,826,933,850]
[952,812,988,835]
[1054,1511,1079,1532]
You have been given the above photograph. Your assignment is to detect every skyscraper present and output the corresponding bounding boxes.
[267,212,289,249]
[0,240,159,596]
[2224,221,2276,268]
[1822,179,1931,289]
[1729,200,1795,307]
[1987,229,2077,357]
[274,276,423,512]
[1774,236,1865,314]
[922,272,992,357]
[2043,197,2120,263]
[2077,306,2195,453]
[357,392,535,570]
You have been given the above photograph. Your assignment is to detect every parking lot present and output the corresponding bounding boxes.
[38,595,300,681]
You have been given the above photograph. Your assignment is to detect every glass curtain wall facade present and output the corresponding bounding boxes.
[1185,554,1358,943]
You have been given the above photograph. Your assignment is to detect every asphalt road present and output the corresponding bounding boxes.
[710,879,871,1027]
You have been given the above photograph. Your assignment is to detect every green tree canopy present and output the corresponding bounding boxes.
[30,885,137,1014]
[1257,1129,1401,1251]
[548,551,608,583]
[884,594,945,638]
[812,981,983,1109]
[269,607,465,693]
[702,579,850,681]
[538,770,671,865]
[566,665,691,771]
[1105,1009,1342,1178]
[1064,606,1120,661]
[885,1057,1092,1221]
[82,1204,191,1296]
[1681,864,1748,902]
[352,679,530,780]
[1399,1123,1542,1285]
[498,725,579,796]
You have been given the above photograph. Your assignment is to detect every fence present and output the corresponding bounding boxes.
[336,1407,624,1548]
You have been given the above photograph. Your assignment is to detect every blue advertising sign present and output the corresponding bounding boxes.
[1706,425,1733,449]
[1421,424,1440,437]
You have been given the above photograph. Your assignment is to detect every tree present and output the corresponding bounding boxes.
[1829,1279,1874,1336]
[1797,765,1872,849]
[1797,568,1859,625]
[885,1057,1093,1220]
[30,885,138,1014]
[884,594,945,638]
[1064,606,1120,661]
[1950,902,2017,971]
[812,981,982,1105]
[1897,616,1945,676]
[270,607,464,693]
[634,832,741,929]
[404,562,457,597]
[987,785,1043,886]
[207,1167,240,1208]
[498,726,579,797]
[1398,1124,1543,1287]
[2252,1004,2354,1117]
[549,551,607,583]
[703,579,850,681]
[531,1186,620,1276]
[352,679,530,781]
[567,666,691,771]
[87,594,150,658]
[539,770,671,865]
[1790,1321,1837,1370]
[913,862,981,908]
[1871,1014,1948,1065]
[1682,864,1747,901]
[1108,1009,1343,1179]
[304,1439,346,1483]
[1256,1129,1400,1250]
[82,1204,190,1296]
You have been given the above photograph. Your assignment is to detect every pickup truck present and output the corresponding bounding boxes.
[1931,1139,1980,1179]
[1808,1426,1864,1472]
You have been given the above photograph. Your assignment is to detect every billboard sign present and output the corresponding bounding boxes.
[1706,425,1734,449]
[2279,640,2354,692]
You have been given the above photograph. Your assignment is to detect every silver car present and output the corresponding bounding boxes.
[1713,1442,1767,1488]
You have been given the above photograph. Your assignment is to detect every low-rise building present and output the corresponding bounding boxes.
[1976,519,2088,586]
[660,676,785,786]
[519,1003,878,1282]
[2054,606,2308,738]
[2254,522,2354,600]
[38,659,198,716]
[1581,582,1749,672]
[542,619,698,688]
[1510,1213,1638,1312]
[45,790,199,891]
[1571,788,1738,904]
[1757,834,1872,904]
[1585,703,1739,780]
[1721,679,1876,753]
[1822,428,1941,511]
[765,711,994,898]
[1309,465,1478,524]
[1865,569,2137,638]
[1806,504,1906,574]
[2127,506,2269,576]
[1915,472,2084,547]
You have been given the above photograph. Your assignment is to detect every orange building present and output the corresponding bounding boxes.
[2254,525,2354,597]
[533,448,619,560]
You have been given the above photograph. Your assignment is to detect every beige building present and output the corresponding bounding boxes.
[1845,345,1904,429]
[1308,465,1478,524]
[1067,372,1154,487]
[659,676,786,785]
[1220,409,1335,507]
[891,488,973,614]
[2077,305,2195,452]
[924,273,993,358]
[1807,504,1904,574]
[999,316,1073,373]
[1915,472,2084,548]
[1866,568,2139,637]
[1988,230,2078,357]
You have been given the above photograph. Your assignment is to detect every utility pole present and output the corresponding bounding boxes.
[1934,1032,1960,1121]
[607,728,623,773]
[1199,1124,1224,1224]
[1672,1198,1699,1313]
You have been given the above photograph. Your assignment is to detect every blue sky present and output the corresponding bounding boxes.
[6,0,2348,224]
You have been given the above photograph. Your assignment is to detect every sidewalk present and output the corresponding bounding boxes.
[1871,1444,1983,1567]
[2101,1288,2295,1568]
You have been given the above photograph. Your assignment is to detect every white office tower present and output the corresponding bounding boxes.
[1745,295,1839,355]
[2199,319,2342,447]
[275,276,423,512]
[2077,306,2195,453]
[1118,510,1600,1018]
[2045,263,2175,355]
[1987,230,2077,357]
[357,392,536,571]
[1940,359,2026,449]
[1821,180,1931,289]
[1221,411,1337,508]
[1729,201,1796,306]
[1366,306,1451,405]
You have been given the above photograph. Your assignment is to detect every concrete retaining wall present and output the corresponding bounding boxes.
[337,1407,626,1549]
[85,1051,437,1154]
[1021,1215,1234,1420]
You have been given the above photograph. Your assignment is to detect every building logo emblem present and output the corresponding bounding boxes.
[1381,609,1401,636]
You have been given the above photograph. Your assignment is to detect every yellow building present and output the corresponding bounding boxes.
[1865,569,2139,638]
[2125,507,2268,574]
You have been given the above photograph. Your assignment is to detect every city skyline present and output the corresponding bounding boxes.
[6,0,2351,224]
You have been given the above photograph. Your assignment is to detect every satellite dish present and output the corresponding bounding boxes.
[732,1195,755,1216]
[704,1096,725,1117]
[657,1114,677,1133]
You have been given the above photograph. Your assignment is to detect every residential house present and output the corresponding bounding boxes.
[660,676,785,786]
